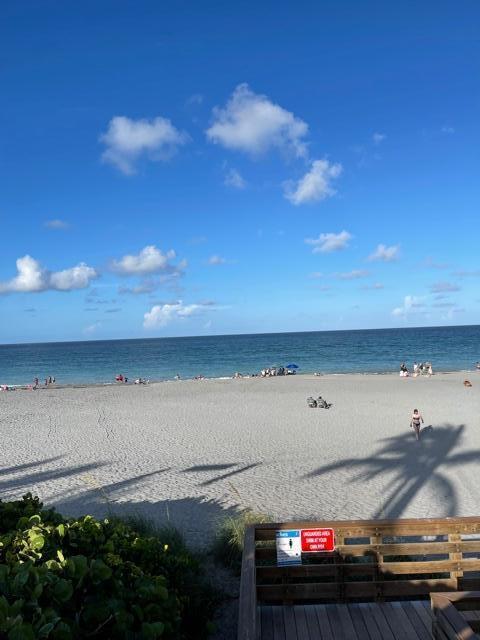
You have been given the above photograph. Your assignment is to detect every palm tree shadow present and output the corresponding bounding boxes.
[304,424,480,519]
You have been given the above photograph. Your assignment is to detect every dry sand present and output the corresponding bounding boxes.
[1,372,480,546]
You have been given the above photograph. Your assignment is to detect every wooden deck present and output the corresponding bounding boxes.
[258,600,436,639]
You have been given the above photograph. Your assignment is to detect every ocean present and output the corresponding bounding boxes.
[0,325,479,385]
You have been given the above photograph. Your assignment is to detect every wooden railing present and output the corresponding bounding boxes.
[431,592,480,639]
[238,517,480,639]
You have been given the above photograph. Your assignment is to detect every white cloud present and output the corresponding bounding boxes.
[430,281,461,293]
[186,93,204,106]
[208,255,227,265]
[309,272,324,279]
[392,295,425,317]
[224,168,246,189]
[44,219,69,230]
[285,159,342,205]
[0,255,98,294]
[49,264,98,290]
[111,245,184,277]
[441,126,455,134]
[305,230,352,253]
[100,116,189,175]
[373,132,386,145]
[143,301,205,329]
[206,83,308,158]
[83,322,101,336]
[368,244,400,262]
[334,270,370,280]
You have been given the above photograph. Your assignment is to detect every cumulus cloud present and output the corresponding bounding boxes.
[44,219,69,230]
[0,255,98,294]
[206,83,308,158]
[224,168,246,189]
[285,159,342,205]
[368,244,400,262]
[430,281,461,293]
[373,132,386,145]
[143,301,208,329]
[334,270,370,280]
[392,295,426,317]
[305,230,352,254]
[100,116,189,175]
[111,245,185,277]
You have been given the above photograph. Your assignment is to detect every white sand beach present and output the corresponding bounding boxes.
[1,372,479,546]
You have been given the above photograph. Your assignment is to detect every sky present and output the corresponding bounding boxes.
[1,1,479,344]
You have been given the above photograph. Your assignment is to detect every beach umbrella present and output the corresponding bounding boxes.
[286,363,299,369]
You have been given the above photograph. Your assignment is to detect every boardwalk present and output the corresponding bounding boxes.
[258,601,435,639]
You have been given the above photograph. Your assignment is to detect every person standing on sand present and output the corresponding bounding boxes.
[410,409,424,440]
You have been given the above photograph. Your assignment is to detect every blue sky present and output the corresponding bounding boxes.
[1,1,479,343]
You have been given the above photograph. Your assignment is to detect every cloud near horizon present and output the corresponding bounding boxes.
[100,116,189,174]
[285,159,342,205]
[206,83,309,158]
[143,300,210,328]
[305,230,352,253]
[0,255,98,294]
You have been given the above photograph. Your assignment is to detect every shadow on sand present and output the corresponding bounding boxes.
[303,424,480,519]
[0,457,241,546]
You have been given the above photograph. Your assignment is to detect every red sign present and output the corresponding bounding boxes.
[301,528,335,552]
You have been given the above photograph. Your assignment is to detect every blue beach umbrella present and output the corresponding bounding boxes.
[286,363,299,369]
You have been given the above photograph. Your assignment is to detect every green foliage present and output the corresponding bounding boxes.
[213,509,271,573]
[0,494,218,639]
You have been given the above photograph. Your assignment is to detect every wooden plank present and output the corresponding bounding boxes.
[367,602,396,640]
[303,605,322,639]
[337,542,480,556]
[393,602,431,640]
[409,600,434,635]
[255,519,480,542]
[258,579,458,603]
[378,602,410,640]
[256,559,480,583]
[336,603,358,638]
[257,583,338,602]
[238,525,258,640]
[283,606,297,639]
[272,606,286,640]
[357,602,383,640]
[326,604,348,639]
[260,606,274,640]
[313,604,334,639]
[293,606,310,640]
[348,603,374,640]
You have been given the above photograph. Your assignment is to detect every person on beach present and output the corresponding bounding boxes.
[410,409,424,440]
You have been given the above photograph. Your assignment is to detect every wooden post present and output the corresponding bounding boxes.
[448,532,463,591]
[335,533,345,602]
[371,529,384,602]
[237,525,258,640]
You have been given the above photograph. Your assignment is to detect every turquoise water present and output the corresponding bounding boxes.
[0,325,479,385]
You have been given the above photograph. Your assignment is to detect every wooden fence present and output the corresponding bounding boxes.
[239,517,480,639]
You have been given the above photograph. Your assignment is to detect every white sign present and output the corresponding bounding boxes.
[276,530,302,566]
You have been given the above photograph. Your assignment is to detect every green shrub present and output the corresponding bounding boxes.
[213,509,271,573]
[0,494,218,639]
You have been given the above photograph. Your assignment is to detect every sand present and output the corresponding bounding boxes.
[1,372,480,546]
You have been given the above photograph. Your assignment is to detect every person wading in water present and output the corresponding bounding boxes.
[410,409,424,440]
